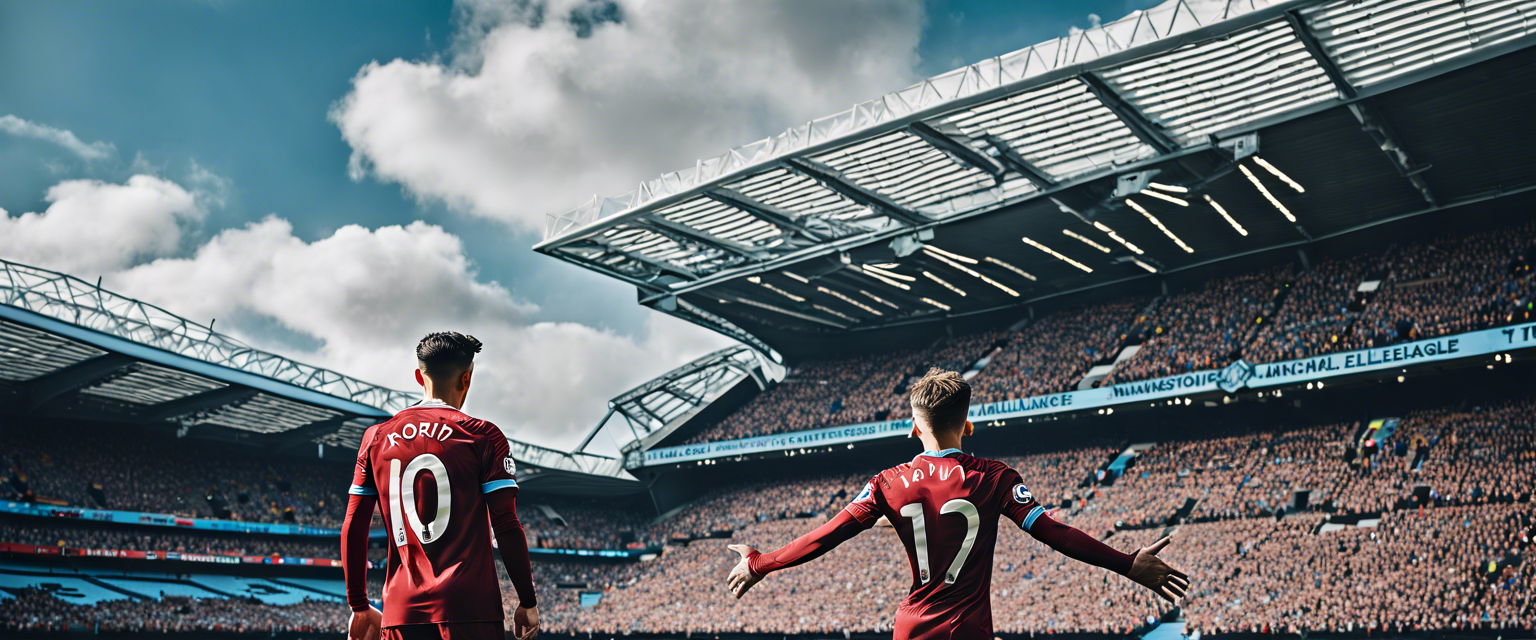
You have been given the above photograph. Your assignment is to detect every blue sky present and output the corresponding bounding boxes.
[0,0,1160,447]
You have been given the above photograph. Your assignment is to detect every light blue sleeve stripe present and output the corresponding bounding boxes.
[348,484,377,496]
[481,479,519,493]
[1022,505,1046,531]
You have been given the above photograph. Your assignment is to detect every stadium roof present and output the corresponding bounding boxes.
[572,345,784,459]
[0,258,414,448]
[0,259,641,487]
[535,0,1536,362]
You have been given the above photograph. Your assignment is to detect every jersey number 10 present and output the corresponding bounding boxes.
[388,454,452,547]
[900,499,979,585]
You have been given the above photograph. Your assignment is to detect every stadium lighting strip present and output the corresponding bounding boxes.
[1139,189,1189,207]
[858,289,901,310]
[782,271,810,284]
[1148,182,1188,193]
[733,297,847,328]
[1091,221,1144,255]
[817,286,883,315]
[922,271,967,297]
[861,264,915,282]
[747,276,806,302]
[921,245,977,264]
[853,267,911,291]
[1131,258,1159,273]
[1253,157,1304,193]
[1124,199,1194,253]
[922,250,1020,297]
[920,297,952,311]
[1203,195,1248,236]
[984,257,1037,281]
[813,304,856,322]
[1238,164,1296,222]
[1062,229,1111,253]
[1021,237,1093,273]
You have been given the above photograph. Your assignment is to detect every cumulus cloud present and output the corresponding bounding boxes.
[0,114,116,161]
[332,0,926,231]
[0,175,203,275]
[108,215,732,447]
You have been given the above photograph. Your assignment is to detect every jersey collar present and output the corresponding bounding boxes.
[918,448,965,458]
[395,398,454,415]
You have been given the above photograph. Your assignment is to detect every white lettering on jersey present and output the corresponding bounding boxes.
[385,423,455,448]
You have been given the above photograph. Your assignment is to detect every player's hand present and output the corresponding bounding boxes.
[513,605,539,640]
[348,606,382,640]
[726,544,764,599]
[1127,537,1189,604]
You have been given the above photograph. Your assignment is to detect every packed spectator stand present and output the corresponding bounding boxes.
[3,396,1532,636]
[677,222,1536,445]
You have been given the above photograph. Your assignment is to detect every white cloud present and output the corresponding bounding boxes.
[0,175,204,275]
[0,114,116,161]
[109,215,732,447]
[332,0,926,231]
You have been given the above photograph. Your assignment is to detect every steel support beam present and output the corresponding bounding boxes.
[907,122,1003,178]
[138,386,260,423]
[1348,102,1437,206]
[703,188,828,242]
[979,134,1057,188]
[1079,73,1179,154]
[1285,10,1357,99]
[639,217,765,259]
[17,353,137,412]
[577,236,701,281]
[783,157,929,227]
[269,416,351,447]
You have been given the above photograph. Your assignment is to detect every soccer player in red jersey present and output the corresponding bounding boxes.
[727,368,1188,640]
[342,332,539,640]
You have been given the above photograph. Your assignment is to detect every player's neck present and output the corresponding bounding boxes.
[419,382,466,410]
[917,432,964,454]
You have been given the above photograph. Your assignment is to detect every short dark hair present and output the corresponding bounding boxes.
[908,367,971,432]
[416,332,482,381]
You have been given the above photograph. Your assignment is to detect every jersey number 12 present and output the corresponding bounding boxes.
[901,499,980,585]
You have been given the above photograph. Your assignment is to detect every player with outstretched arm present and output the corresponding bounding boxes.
[726,368,1188,640]
[341,332,539,640]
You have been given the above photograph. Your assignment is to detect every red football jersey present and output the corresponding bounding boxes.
[844,449,1043,640]
[350,399,519,627]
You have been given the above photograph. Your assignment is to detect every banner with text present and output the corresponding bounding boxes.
[640,322,1536,466]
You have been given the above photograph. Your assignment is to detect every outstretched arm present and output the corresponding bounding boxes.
[486,489,539,640]
[341,493,381,640]
[726,510,870,598]
[1025,512,1189,603]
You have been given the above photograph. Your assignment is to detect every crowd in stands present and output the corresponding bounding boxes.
[686,331,1007,444]
[674,222,1536,444]
[2,397,1532,635]
[1100,268,1287,385]
[2,430,347,527]
[969,299,1146,404]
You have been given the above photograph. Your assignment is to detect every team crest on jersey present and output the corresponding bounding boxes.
[1012,484,1034,504]
[852,482,874,504]
[504,456,516,475]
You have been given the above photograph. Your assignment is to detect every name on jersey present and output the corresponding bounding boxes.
[898,459,965,489]
[386,422,455,448]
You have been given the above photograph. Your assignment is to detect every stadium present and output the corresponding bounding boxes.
[3,0,1535,639]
